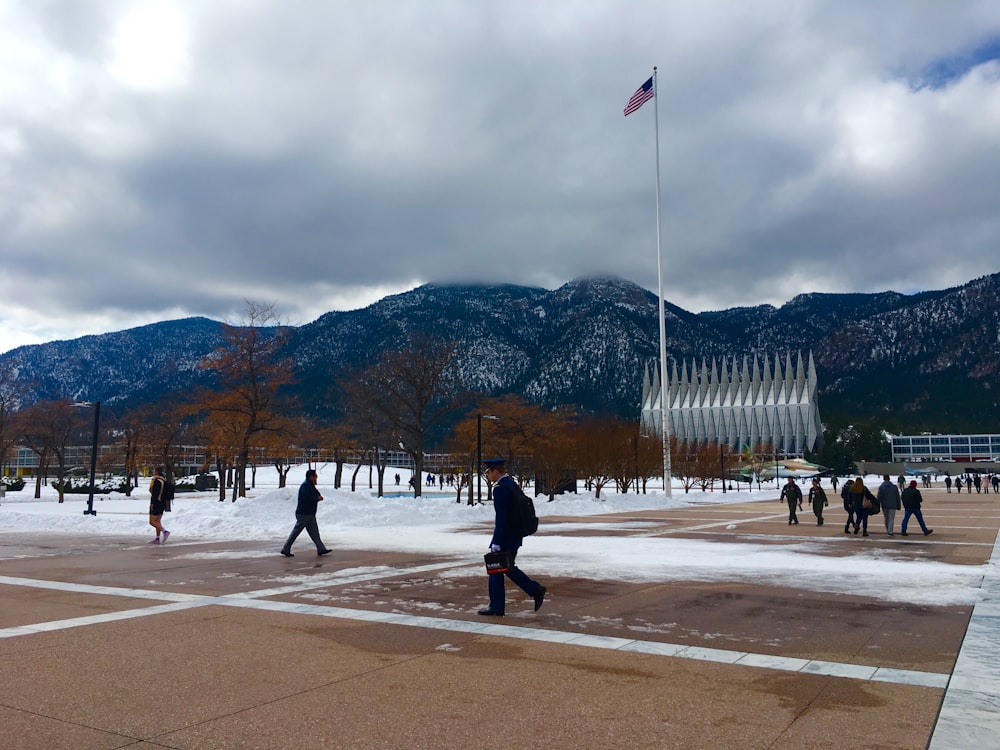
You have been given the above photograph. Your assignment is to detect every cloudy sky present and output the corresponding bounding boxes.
[3,1,999,353]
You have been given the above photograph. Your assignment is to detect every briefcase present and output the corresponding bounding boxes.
[484,550,512,575]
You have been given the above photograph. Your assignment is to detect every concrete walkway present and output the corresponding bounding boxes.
[1,488,997,749]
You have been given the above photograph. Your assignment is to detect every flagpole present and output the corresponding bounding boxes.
[652,66,672,498]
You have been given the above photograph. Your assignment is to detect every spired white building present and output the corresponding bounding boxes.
[641,351,823,456]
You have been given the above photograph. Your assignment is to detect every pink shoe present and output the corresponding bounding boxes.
[162,530,171,543]
[149,538,161,544]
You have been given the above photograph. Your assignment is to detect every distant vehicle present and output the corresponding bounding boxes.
[905,463,938,477]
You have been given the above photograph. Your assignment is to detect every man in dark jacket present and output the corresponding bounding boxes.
[280,469,332,557]
[478,458,545,617]
[901,480,933,537]
[780,477,802,525]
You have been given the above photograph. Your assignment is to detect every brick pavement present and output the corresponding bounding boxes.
[1,487,996,749]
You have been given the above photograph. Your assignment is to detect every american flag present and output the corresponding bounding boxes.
[624,76,654,116]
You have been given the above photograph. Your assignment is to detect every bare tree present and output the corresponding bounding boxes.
[352,334,461,498]
[19,400,84,502]
[199,301,294,499]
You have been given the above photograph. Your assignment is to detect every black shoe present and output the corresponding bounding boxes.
[863,531,869,537]
[318,548,332,556]
[854,527,860,535]
[844,526,850,533]
[477,608,504,617]
[901,532,909,536]
[924,529,933,536]
[534,586,547,612]
[280,549,293,557]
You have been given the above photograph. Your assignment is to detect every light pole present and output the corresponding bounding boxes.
[476,414,498,503]
[75,401,100,516]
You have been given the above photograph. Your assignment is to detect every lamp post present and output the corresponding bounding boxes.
[75,401,100,516]
[476,414,498,503]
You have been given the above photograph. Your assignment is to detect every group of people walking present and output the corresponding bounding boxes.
[946,473,1000,494]
[780,474,933,538]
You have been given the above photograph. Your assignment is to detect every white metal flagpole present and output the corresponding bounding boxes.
[652,66,672,498]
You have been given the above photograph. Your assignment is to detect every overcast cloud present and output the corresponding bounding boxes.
[2,0,999,352]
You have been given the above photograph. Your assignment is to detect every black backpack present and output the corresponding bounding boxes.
[162,481,175,512]
[509,482,539,537]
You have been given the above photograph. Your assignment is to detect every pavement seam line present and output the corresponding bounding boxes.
[0,568,951,688]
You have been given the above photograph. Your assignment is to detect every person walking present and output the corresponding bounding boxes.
[901,480,933,537]
[780,477,802,525]
[478,457,545,617]
[280,469,332,557]
[945,475,952,493]
[808,478,828,526]
[956,477,963,493]
[841,480,856,534]
[148,467,171,544]
[850,477,872,537]
[877,474,902,536]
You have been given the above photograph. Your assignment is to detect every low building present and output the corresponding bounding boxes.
[890,434,1000,463]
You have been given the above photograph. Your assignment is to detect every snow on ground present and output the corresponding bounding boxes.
[0,465,987,606]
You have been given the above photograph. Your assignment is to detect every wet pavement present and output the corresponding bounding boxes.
[2,487,998,749]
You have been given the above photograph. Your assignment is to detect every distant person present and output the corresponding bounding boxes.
[780,477,802,526]
[877,474,902,536]
[831,475,839,493]
[841,481,856,534]
[955,477,963,493]
[944,475,952,493]
[394,473,400,486]
[478,457,545,617]
[808,478,828,526]
[148,467,170,544]
[280,469,332,557]
[993,475,999,493]
[901,480,933,537]
[897,475,905,493]
[966,475,973,494]
[974,474,982,493]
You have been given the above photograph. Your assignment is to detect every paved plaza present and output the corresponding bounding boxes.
[2,488,998,749]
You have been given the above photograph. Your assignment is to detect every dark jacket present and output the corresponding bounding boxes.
[780,482,803,505]
[877,480,902,510]
[490,475,523,551]
[809,485,827,507]
[901,485,923,510]
[149,475,166,515]
[295,479,323,515]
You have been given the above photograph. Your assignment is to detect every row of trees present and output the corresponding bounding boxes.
[0,300,888,503]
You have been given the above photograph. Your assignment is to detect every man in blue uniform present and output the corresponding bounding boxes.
[478,458,546,617]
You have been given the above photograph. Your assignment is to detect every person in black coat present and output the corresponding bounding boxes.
[808,478,828,526]
[280,469,333,557]
[901,480,933,537]
[841,481,856,534]
[780,477,802,525]
[478,458,545,617]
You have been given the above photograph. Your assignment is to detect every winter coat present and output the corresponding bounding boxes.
[901,486,923,510]
[876,480,902,511]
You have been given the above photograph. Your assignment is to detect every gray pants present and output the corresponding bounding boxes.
[883,507,898,534]
[283,513,326,552]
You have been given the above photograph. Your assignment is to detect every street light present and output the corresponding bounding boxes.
[74,401,100,516]
[476,414,498,503]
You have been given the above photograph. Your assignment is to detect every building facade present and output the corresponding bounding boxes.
[890,434,1000,463]
[641,351,823,456]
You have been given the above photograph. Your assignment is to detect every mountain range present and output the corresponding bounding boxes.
[4,273,1000,433]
